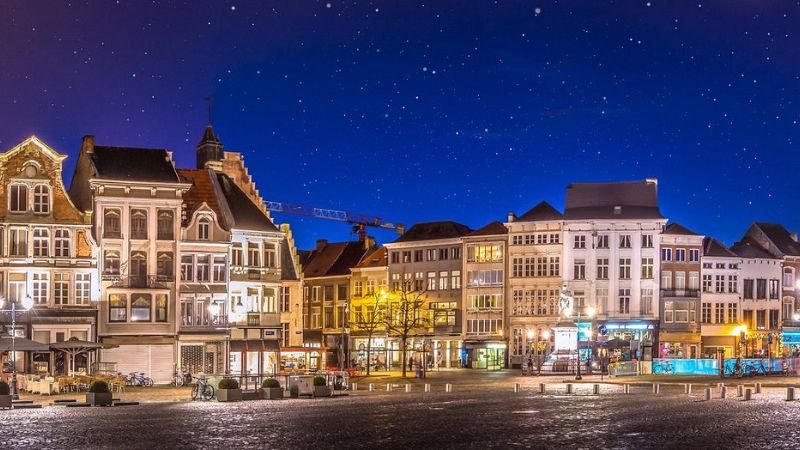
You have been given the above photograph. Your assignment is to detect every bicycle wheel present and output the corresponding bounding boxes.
[191,384,199,400]
[145,378,154,387]
[202,385,215,401]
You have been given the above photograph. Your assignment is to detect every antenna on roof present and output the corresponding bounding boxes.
[204,96,213,125]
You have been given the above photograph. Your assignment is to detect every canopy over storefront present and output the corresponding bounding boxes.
[0,337,51,352]
[50,338,118,376]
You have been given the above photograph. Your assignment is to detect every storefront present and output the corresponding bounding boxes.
[463,341,506,369]
[782,329,800,356]
[228,340,279,376]
[701,336,736,358]
[597,322,657,361]
[279,346,326,373]
[178,339,225,375]
[658,332,701,359]
[100,337,176,384]
[352,337,388,371]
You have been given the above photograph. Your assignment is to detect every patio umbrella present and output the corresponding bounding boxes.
[0,336,51,352]
[50,338,119,377]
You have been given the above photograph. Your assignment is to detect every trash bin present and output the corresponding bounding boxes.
[334,375,344,391]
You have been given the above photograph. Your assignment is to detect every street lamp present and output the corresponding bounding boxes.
[340,304,350,371]
[0,294,34,400]
[560,287,595,381]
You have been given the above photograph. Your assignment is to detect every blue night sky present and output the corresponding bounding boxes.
[1,1,798,249]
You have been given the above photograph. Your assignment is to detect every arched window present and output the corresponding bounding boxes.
[130,209,148,239]
[33,185,50,214]
[198,217,210,241]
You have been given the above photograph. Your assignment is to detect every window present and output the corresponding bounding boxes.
[574,235,586,249]
[131,294,152,321]
[157,252,174,280]
[689,272,700,290]
[619,235,631,249]
[264,288,277,313]
[55,229,70,257]
[54,273,69,305]
[784,268,794,288]
[195,217,210,240]
[439,271,449,290]
[536,257,547,277]
[619,258,631,279]
[596,288,608,314]
[549,257,560,277]
[366,280,376,296]
[354,281,363,297]
[715,303,725,323]
[642,234,653,248]
[596,235,609,249]
[689,249,700,262]
[743,279,754,299]
[33,228,49,257]
[549,233,560,244]
[337,284,348,300]
[109,294,127,322]
[664,301,674,323]
[130,251,147,280]
[512,235,523,246]
[248,243,260,267]
[728,303,737,324]
[785,298,794,323]
[675,249,686,262]
[413,250,423,262]
[451,270,461,289]
[512,258,523,278]
[618,289,630,314]
[130,209,148,240]
[661,248,672,262]
[9,184,28,213]
[661,271,672,290]
[468,244,502,262]
[524,257,535,277]
[468,294,502,309]
[769,309,780,329]
[10,228,27,257]
[536,234,546,245]
[75,273,90,305]
[466,319,503,335]
[391,273,400,292]
[402,251,411,263]
[641,258,653,279]
[641,288,653,314]
[702,275,712,293]
[157,210,174,240]
[467,269,503,286]
[756,279,767,300]
[181,255,194,281]
[675,271,686,290]
[264,243,277,268]
[323,285,334,301]
[33,185,50,214]
[574,259,585,280]
[104,209,121,238]
[104,251,120,276]
[742,310,753,329]
[728,275,738,293]
[232,244,243,266]
[213,256,226,282]
[757,310,766,329]
[281,287,291,313]
[769,279,779,299]
[597,258,609,280]
[32,273,49,304]
[439,248,451,261]
[701,302,711,323]
[156,294,168,322]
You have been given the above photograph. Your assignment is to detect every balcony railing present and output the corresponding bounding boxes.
[106,275,169,289]
[229,266,280,282]
[181,315,228,329]
[660,289,699,298]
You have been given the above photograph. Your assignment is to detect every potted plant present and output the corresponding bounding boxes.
[0,380,11,409]
[313,376,330,398]
[86,380,113,406]
[216,377,242,402]
[261,378,283,400]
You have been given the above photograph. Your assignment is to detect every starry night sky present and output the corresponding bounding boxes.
[1,1,798,249]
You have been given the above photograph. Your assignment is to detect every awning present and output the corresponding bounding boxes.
[659,331,702,343]
[100,336,176,345]
[229,340,279,352]
[0,337,51,352]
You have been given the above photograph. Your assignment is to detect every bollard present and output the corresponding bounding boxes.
[684,383,692,395]
[787,387,795,401]
[566,383,573,394]
[424,383,431,393]
[755,383,762,394]
[405,384,412,393]
[445,383,453,393]
[737,385,744,398]
[368,383,375,392]
[652,383,660,395]
[744,388,752,401]
[352,382,358,391]
[539,383,546,394]
[593,384,600,395]
[623,384,630,394]
[704,387,712,401]
[386,384,393,392]
[720,386,727,399]
[514,383,521,393]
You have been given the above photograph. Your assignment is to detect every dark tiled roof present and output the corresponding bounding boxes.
[355,247,387,268]
[662,222,701,236]
[92,146,180,183]
[199,125,221,145]
[393,221,472,243]
[467,221,508,237]
[754,222,800,256]
[280,239,300,281]
[703,237,738,258]
[564,180,663,220]
[177,169,227,228]
[303,241,368,277]
[215,173,278,232]
[730,238,779,259]
[516,201,562,222]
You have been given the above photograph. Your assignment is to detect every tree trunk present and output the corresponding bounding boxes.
[401,336,408,377]
[366,329,373,376]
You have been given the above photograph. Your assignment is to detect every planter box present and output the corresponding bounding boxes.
[261,387,283,400]
[217,388,243,402]
[0,395,12,409]
[86,392,113,407]
[241,390,261,401]
[313,386,331,398]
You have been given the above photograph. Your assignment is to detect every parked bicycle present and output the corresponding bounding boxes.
[652,360,673,375]
[722,359,744,378]
[125,372,154,387]
[191,375,215,401]
[173,368,193,387]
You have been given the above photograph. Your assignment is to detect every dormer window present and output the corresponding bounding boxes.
[33,185,50,214]
[198,217,210,241]
[9,184,28,213]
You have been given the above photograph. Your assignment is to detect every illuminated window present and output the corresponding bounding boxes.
[33,228,49,257]
[196,255,210,281]
[32,273,49,304]
[131,294,152,321]
[213,256,226,282]
[109,294,127,322]
[54,273,70,305]
[264,243,276,267]
[155,295,168,322]
[75,273,90,305]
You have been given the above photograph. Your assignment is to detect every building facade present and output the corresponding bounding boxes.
[699,237,742,358]
[349,246,389,370]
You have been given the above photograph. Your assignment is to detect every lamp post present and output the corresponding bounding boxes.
[539,330,550,376]
[1,295,34,400]
[560,287,595,381]
[340,304,349,371]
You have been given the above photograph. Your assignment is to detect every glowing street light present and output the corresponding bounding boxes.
[0,294,34,400]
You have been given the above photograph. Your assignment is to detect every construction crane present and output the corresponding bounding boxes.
[265,201,404,242]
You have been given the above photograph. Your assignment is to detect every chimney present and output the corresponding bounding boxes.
[316,239,328,251]
[507,212,516,223]
[364,236,376,250]
[792,233,799,243]
[81,135,95,154]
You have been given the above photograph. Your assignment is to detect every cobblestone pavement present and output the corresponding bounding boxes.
[4,380,800,449]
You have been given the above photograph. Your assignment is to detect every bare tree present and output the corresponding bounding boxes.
[383,288,429,377]
[349,290,387,375]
